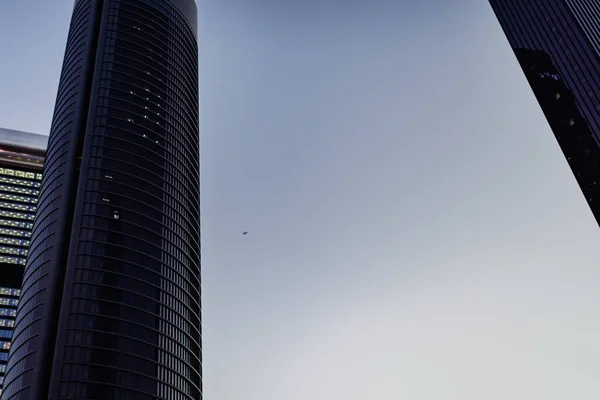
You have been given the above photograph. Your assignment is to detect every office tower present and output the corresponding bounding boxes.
[489,1,600,225]
[1,1,201,399]
[0,128,46,395]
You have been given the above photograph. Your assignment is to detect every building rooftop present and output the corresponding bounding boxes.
[0,127,47,153]
[0,127,47,170]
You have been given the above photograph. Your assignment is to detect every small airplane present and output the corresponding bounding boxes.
[242,231,248,235]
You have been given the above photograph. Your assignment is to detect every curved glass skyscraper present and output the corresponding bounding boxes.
[1,1,201,399]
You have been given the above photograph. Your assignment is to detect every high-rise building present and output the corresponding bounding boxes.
[489,1,600,225]
[0,128,46,395]
[1,1,201,399]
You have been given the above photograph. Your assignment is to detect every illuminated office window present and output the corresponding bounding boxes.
[0,320,15,328]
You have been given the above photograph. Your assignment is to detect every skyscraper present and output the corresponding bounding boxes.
[0,128,46,395]
[489,1,600,225]
[1,1,201,399]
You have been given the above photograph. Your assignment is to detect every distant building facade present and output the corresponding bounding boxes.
[489,0,600,225]
[0,127,46,395]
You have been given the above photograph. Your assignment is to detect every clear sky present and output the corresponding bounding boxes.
[2,0,600,398]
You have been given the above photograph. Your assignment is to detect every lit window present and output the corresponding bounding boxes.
[0,319,14,328]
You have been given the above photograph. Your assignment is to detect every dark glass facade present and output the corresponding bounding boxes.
[1,1,201,399]
[0,128,46,397]
[489,0,600,225]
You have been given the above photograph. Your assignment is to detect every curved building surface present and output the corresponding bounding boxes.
[1,1,201,399]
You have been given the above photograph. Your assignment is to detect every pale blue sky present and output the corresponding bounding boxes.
[2,0,600,399]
